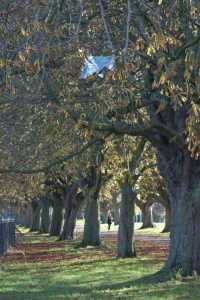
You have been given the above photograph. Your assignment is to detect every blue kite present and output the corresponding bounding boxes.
[80,55,115,79]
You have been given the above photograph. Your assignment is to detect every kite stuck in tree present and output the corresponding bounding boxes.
[80,55,115,79]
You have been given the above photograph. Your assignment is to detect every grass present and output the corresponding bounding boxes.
[0,227,198,300]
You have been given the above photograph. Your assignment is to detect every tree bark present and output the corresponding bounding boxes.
[15,206,28,226]
[82,188,101,246]
[100,202,108,223]
[117,176,136,258]
[59,183,77,240]
[112,196,120,225]
[158,146,200,276]
[23,205,33,228]
[140,202,154,229]
[60,192,84,240]
[15,207,21,225]
[18,207,27,226]
[50,195,63,236]
[40,198,50,233]
[162,205,171,233]
[82,166,102,247]
[31,200,41,231]
[166,193,200,276]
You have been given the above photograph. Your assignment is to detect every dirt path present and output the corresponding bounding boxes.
[101,230,169,243]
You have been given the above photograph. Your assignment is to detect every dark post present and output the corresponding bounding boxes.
[0,211,16,256]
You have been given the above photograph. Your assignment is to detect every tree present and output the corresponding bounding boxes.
[116,137,146,258]
[117,174,136,258]
[39,197,51,234]
[81,155,103,247]
[31,199,41,232]
[82,1,200,275]
[136,158,171,232]
[50,192,63,236]
[102,135,147,257]
[60,180,85,240]
[1,0,200,276]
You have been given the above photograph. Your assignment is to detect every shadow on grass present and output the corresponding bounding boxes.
[1,271,199,300]
[97,269,172,292]
[1,231,197,300]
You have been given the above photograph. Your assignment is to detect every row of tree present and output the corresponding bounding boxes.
[5,138,170,259]
[0,0,200,276]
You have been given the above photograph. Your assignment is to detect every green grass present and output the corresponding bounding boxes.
[0,230,199,300]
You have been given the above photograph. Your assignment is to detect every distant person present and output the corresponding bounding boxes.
[107,215,112,230]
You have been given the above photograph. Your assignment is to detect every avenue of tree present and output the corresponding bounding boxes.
[0,0,200,277]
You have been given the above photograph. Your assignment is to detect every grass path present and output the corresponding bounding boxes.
[0,229,199,300]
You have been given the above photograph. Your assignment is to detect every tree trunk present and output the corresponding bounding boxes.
[162,205,171,233]
[166,194,200,276]
[50,197,63,236]
[112,201,120,225]
[31,201,41,231]
[100,202,108,224]
[60,192,84,240]
[110,192,121,225]
[81,165,102,247]
[14,205,20,225]
[117,177,136,258]
[40,198,50,233]
[19,207,26,226]
[158,147,200,276]
[82,188,101,246]
[60,207,78,240]
[140,203,154,229]
[23,206,33,228]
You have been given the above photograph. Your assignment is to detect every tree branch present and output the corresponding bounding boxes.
[129,138,146,172]
[174,35,200,60]
[92,119,185,148]
[124,0,132,64]
[98,0,115,53]
[0,136,109,175]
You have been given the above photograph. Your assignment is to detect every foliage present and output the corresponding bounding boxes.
[0,1,199,180]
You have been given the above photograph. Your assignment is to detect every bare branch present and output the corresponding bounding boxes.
[124,0,132,64]
[98,0,115,53]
